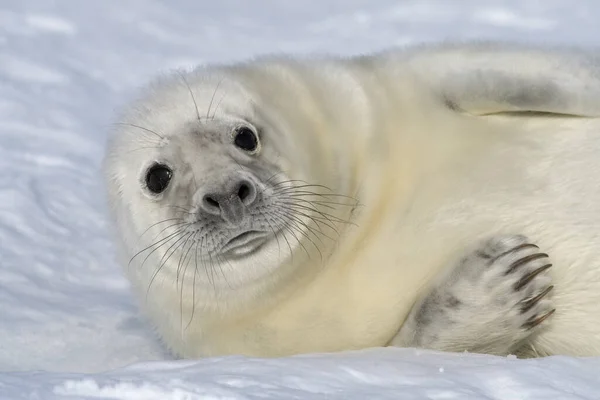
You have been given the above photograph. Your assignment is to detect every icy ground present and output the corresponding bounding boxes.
[0,0,599,398]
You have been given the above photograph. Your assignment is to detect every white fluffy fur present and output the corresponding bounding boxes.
[104,42,600,358]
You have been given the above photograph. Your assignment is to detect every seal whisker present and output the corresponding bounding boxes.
[213,233,237,286]
[257,172,287,198]
[269,180,334,193]
[274,188,354,204]
[272,208,335,243]
[266,214,294,263]
[139,217,185,238]
[177,71,202,122]
[278,194,359,207]
[261,212,283,260]
[283,205,353,229]
[185,236,201,330]
[213,251,233,290]
[280,196,340,211]
[129,226,189,267]
[204,231,232,290]
[191,237,201,321]
[178,232,197,330]
[265,172,285,186]
[146,231,194,300]
[211,90,228,120]
[270,179,352,192]
[272,210,324,260]
[126,146,164,154]
[148,221,190,242]
[278,201,355,227]
[275,188,359,203]
[113,122,165,140]
[274,211,330,260]
[282,207,340,241]
[198,234,216,290]
[270,179,328,188]
[151,230,191,277]
[176,231,196,291]
[279,197,348,211]
[159,205,196,215]
[206,78,224,121]
[140,227,189,272]
[270,180,356,198]
[268,213,312,261]
[282,199,354,221]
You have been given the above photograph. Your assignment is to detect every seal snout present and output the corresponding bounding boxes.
[200,177,257,226]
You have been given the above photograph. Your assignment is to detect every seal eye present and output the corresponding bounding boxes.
[145,164,172,194]
[234,126,259,153]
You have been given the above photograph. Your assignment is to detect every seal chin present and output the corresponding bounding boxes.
[221,230,271,258]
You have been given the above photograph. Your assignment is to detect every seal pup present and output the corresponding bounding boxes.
[104,42,600,358]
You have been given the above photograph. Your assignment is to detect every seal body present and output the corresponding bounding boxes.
[104,42,600,358]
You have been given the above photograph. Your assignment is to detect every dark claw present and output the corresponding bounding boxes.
[491,242,539,263]
[522,308,556,330]
[506,252,549,275]
[514,263,552,290]
[521,285,554,312]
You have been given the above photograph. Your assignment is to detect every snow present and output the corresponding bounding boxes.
[3,348,600,399]
[0,0,599,398]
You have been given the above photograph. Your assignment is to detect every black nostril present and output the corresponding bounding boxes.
[200,180,256,218]
[238,183,250,201]
[203,195,220,209]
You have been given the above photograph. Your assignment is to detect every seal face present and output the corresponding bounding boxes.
[105,71,354,308]
[113,102,286,290]
[140,121,275,259]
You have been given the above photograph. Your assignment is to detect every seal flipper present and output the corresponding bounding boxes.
[389,234,555,356]
[402,42,600,117]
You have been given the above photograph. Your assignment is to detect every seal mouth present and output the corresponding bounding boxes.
[221,230,269,257]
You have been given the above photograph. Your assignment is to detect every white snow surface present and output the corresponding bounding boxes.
[1,0,600,398]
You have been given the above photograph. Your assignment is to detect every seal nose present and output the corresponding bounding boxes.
[200,179,257,225]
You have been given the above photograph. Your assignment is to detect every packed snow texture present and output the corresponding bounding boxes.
[0,0,599,398]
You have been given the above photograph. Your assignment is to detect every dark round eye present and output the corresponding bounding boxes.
[234,126,259,152]
[145,164,172,194]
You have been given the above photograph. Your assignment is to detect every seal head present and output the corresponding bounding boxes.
[104,69,347,303]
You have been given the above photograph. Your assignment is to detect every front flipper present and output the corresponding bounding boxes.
[390,234,555,356]
[403,42,600,117]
